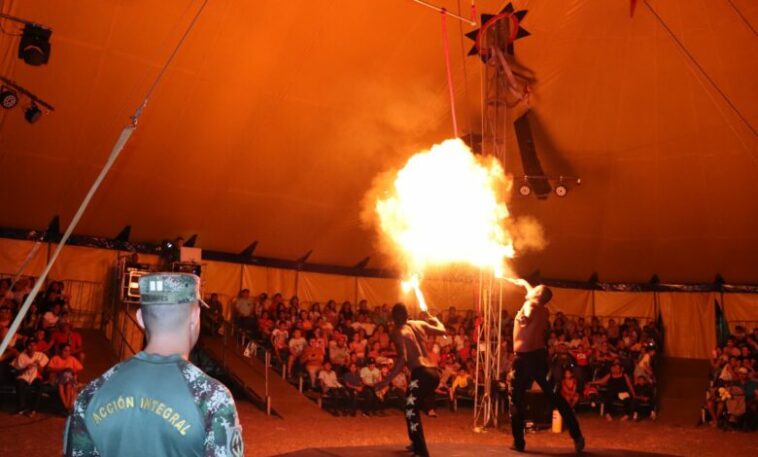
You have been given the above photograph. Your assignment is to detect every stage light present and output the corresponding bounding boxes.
[554,184,568,197]
[18,24,51,66]
[0,87,18,109]
[518,183,532,196]
[24,102,41,123]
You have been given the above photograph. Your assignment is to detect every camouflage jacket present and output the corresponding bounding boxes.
[64,352,243,457]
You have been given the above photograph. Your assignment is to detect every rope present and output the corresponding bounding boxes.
[456,0,475,136]
[726,0,756,36]
[643,0,756,136]
[440,10,459,138]
[132,0,209,125]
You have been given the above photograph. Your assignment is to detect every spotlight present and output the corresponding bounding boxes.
[24,103,42,123]
[18,24,52,66]
[554,183,568,197]
[518,183,532,197]
[0,86,18,109]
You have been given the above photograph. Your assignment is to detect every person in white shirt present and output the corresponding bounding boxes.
[287,329,307,377]
[360,359,383,414]
[12,338,49,416]
[318,361,347,411]
[41,303,62,331]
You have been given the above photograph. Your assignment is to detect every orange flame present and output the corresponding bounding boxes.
[375,138,515,284]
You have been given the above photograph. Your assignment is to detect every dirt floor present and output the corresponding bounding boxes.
[1,397,757,457]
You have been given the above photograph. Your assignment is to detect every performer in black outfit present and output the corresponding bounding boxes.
[379,303,447,457]
[509,280,585,453]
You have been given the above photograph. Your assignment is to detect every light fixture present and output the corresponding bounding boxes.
[518,182,532,196]
[0,76,54,124]
[24,102,41,123]
[0,86,18,109]
[18,24,52,66]
[554,183,568,197]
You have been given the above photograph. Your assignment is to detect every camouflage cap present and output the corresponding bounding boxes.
[139,273,208,308]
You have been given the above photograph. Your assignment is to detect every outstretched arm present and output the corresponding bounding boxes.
[416,312,447,336]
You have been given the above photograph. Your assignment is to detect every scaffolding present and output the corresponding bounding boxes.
[473,273,506,431]
[471,6,528,432]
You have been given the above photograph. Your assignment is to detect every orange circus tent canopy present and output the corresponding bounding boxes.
[0,0,755,283]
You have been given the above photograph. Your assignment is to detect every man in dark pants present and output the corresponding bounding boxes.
[379,303,447,457]
[509,281,585,453]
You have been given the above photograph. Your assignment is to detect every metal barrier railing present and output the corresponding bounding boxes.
[209,320,272,416]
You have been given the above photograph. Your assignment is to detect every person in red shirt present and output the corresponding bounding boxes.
[48,343,83,413]
[570,343,592,390]
[50,322,84,361]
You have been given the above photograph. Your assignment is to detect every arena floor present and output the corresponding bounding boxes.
[1,397,756,457]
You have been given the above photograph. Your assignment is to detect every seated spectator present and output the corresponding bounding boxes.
[271,321,290,365]
[719,357,740,383]
[318,362,347,405]
[288,329,307,377]
[736,367,757,428]
[450,367,474,404]
[632,375,656,421]
[634,345,656,383]
[0,305,12,332]
[370,324,391,350]
[50,322,84,361]
[204,293,224,332]
[551,343,573,384]
[33,329,53,355]
[359,358,383,415]
[231,289,254,331]
[47,343,83,413]
[723,338,741,358]
[590,360,635,421]
[570,344,591,390]
[593,341,618,376]
[41,303,62,331]
[12,338,49,417]
[343,362,365,416]
[560,368,580,408]
[301,338,325,388]
[706,384,728,427]
[20,302,41,334]
[328,335,349,373]
[349,332,368,363]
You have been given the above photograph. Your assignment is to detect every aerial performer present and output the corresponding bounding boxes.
[508,279,585,453]
[64,273,243,457]
[379,303,447,457]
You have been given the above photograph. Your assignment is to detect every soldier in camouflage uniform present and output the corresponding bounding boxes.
[64,273,243,457]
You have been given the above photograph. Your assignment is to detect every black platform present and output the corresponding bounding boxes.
[273,443,680,456]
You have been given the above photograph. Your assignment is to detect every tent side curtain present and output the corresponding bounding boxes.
[722,293,758,331]
[202,260,242,320]
[0,238,46,278]
[547,287,593,317]
[659,292,717,359]
[297,271,355,304]
[593,291,656,321]
[356,277,401,308]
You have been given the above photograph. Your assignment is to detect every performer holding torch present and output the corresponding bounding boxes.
[379,302,446,457]
[507,279,585,453]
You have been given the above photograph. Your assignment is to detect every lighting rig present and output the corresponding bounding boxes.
[0,75,54,123]
[515,175,582,198]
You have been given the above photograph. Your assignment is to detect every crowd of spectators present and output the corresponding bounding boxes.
[204,288,662,421]
[0,277,86,417]
[546,313,661,421]
[704,326,758,430]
